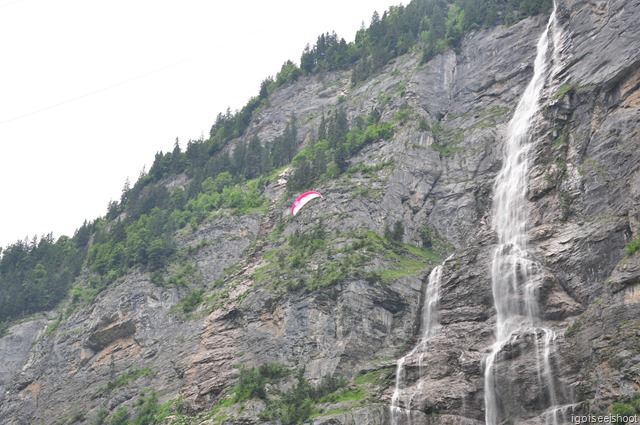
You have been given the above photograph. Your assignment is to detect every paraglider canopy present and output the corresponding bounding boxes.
[291,191,323,216]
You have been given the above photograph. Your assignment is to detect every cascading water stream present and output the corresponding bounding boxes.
[484,3,563,424]
[390,262,447,425]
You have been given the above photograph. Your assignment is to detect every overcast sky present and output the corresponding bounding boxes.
[0,0,402,249]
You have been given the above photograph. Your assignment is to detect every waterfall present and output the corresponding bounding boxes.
[484,3,563,424]
[390,262,446,425]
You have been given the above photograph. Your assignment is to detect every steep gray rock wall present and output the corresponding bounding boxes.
[0,319,47,407]
[535,0,640,414]
[394,0,640,421]
[0,213,260,424]
[0,274,204,424]
[180,11,558,423]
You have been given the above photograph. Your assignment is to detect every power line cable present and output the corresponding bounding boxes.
[0,0,26,8]
[0,47,214,125]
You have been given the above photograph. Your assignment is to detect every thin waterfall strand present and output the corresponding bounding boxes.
[390,263,445,425]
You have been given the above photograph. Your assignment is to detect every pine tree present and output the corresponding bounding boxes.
[120,177,130,206]
[318,112,327,141]
[261,150,273,177]
[259,76,274,99]
[271,135,287,168]
[311,142,328,178]
[330,107,349,149]
[231,141,247,177]
[245,136,264,179]
[301,44,315,73]
[287,154,312,192]
[392,221,405,243]
[170,138,186,174]
[284,114,298,163]
[328,108,348,149]
[335,142,348,173]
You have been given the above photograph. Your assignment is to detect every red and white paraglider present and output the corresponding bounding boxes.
[291,191,323,216]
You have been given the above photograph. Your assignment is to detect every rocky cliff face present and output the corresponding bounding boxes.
[1,0,639,424]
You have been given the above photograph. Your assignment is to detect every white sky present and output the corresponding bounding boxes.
[0,0,401,249]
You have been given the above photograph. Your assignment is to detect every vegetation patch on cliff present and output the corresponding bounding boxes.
[94,368,156,397]
[202,363,394,425]
[609,393,640,420]
[254,226,440,293]
[430,121,465,156]
[624,236,640,256]
[90,390,189,425]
